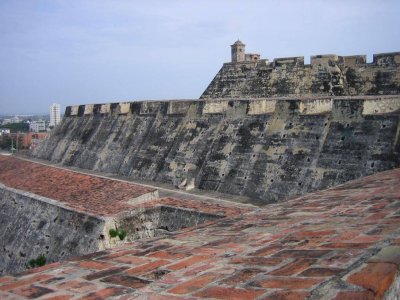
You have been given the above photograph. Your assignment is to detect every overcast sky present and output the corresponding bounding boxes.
[1,0,400,114]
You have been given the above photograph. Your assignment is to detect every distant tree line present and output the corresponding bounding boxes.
[0,122,29,133]
[0,134,25,150]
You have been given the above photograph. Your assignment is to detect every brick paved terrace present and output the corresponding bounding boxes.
[0,155,159,216]
[0,158,399,299]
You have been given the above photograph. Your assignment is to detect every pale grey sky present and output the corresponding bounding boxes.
[1,0,400,114]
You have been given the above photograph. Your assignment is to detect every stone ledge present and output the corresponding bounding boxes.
[64,96,400,118]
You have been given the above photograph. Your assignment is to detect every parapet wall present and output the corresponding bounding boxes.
[33,96,400,204]
[65,96,400,117]
[201,52,400,99]
[0,184,105,275]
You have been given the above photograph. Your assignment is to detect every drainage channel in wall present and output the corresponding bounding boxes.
[108,205,224,244]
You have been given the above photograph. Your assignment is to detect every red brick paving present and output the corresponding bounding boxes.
[0,155,156,216]
[193,286,265,299]
[168,273,220,295]
[331,290,375,300]
[0,156,247,220]
[261,290,311,300]
[125,260,170,276]
[79,286,133,300]
[346,262,398,299]
[12,285,54,298]
[268,258,316,276]
[249,276,325,289]
[44,295,73,300]
[1,157,400,298]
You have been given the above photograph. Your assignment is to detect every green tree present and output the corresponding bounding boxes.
[0,122,29,133]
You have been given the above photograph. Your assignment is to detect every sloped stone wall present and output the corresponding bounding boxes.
[0,185,105,275]
[33,97,400,204]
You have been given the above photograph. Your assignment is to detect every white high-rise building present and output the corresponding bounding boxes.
[49,103,61,127]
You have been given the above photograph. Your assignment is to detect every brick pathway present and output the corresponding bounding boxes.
[0,156,156,216]
[1,156,400,298]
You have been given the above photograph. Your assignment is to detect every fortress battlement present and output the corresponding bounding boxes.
[229,40,400,67]
[201,41,400,99]
[65,95,400,118]
[227,52,400,68]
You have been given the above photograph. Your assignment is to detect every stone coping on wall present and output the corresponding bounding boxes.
[1,167,400,299]
[65,95,400,118]
[222,51,400,67]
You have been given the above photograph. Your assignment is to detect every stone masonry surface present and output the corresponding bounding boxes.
[32,97,400,205]
[1,167,400,299]
[0,184,106,276]
[201,45,400,98]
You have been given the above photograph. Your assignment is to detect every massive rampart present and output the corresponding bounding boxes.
[201,52,400,99]
[32,96,400,204]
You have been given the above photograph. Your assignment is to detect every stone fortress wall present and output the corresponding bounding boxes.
[0,184,105,275]
[30,42,400,204]
[33,96,400,204]
[201,40,400,99]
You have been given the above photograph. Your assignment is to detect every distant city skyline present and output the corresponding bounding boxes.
[1,0,400,114]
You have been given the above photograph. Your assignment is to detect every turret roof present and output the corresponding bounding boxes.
[232,39,245,46]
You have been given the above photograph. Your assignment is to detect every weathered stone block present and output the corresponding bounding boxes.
[118,103,131,114]
[248,99,276,115]
[84,104,94,115]
[203,100,228,114]
[70,105,79,116]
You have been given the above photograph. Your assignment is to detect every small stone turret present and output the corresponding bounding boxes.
[231,40,261,63]
[231,40,245,62]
